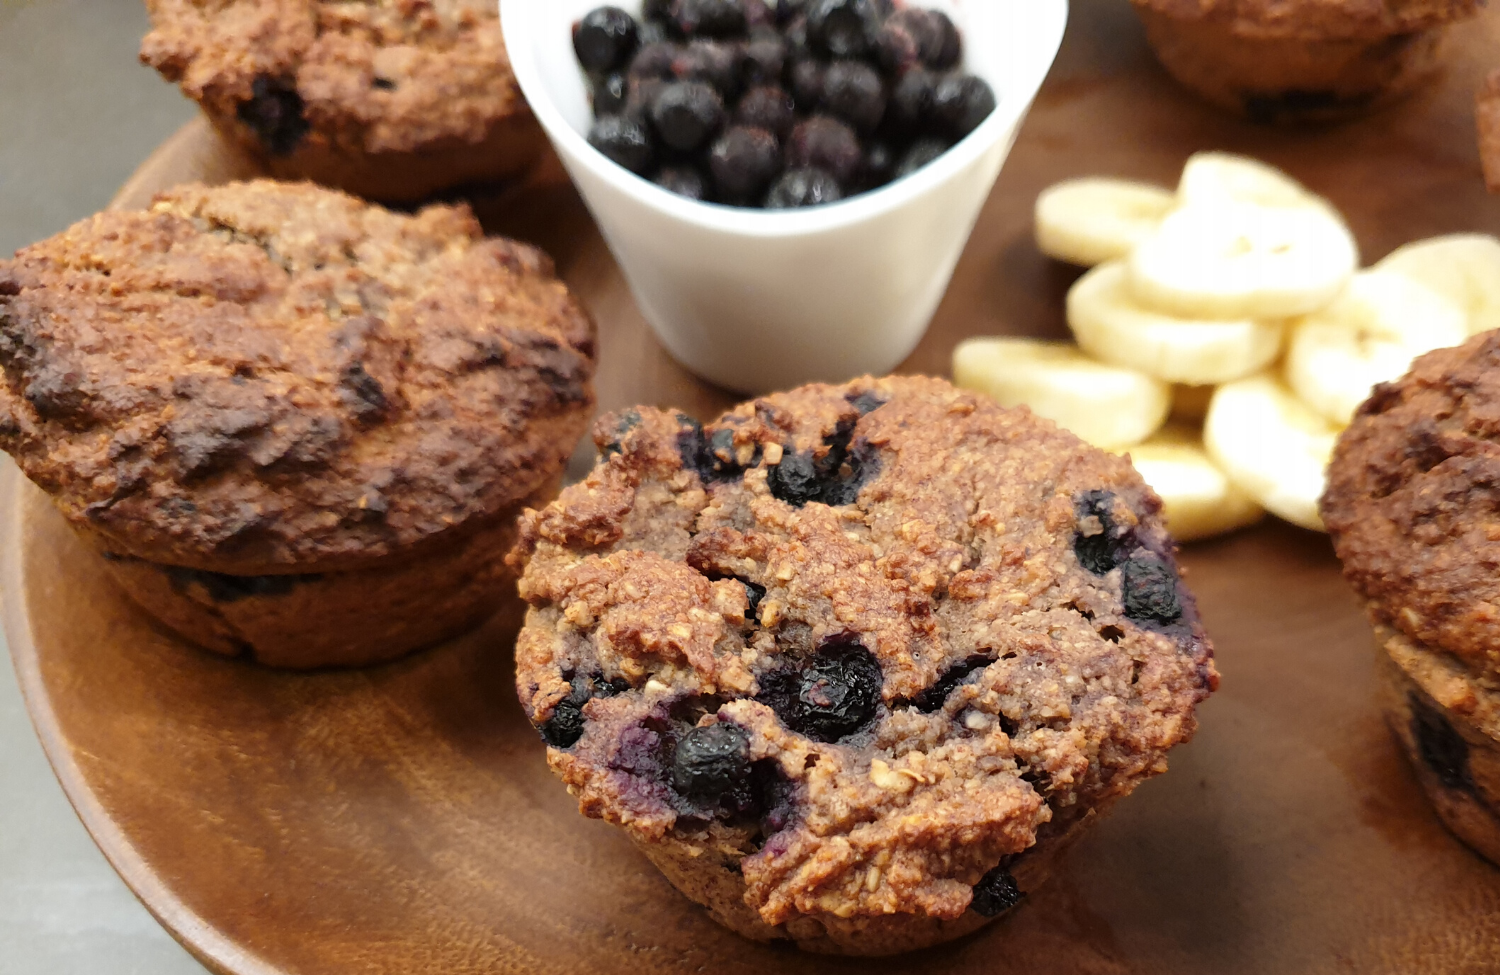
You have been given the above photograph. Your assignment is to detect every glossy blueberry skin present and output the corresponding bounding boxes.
[711,126,783,201]
[932,74,997,139]
[821,60,886,133]
[786,115,862,185]
[574,7,641,74]
[588,114,656,173]
[650,81,727,151]
[672,723,754,798]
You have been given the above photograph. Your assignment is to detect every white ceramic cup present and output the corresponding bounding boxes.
[501,0,1068,393]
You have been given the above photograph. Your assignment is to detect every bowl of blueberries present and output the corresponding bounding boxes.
[500,0,1067,392]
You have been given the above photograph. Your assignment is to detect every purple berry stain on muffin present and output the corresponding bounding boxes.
[237,76,309,157]
[1409,693,1475,794]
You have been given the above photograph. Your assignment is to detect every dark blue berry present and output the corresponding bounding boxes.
[593,72,629,115]
[971,863,1024,917]
[625,76,669,121]
[846,390,886,415]
[759,635,883,742]
[655,164,713,200]
[782,14,814,63]
[163,566,319,603]
[574,7,640,73]
[599,409,643,458]
[1122,554,1183,625]
[788,57,825,112]
[894,137,950,179]
[886,67,937,138]
[673,39,743,99]
[1074,490,1128,575]
[872,13,921,75]
[909,655,993,712]
[743,580,767,620]
[933,74,997,139]
[787,115,861,184]
[711,125,782,200]
[651,81,726,151]
[643,0,677,24]
[821,60,886,133]
[674,0,749,37]
[886,8,959,70]
[765,166,843,208]
[588,114,656,173]
[768,450,821,504]
[238,76,309,156]
[1411,693,1474,792]
[856,140,896,190]
[741,26,788,85]
[539,677,591,748]
[673,723,753,797]
[806,0,883,60]
[776,0,808,24]
[680,420,760,480]
[737,84,797,137]
[768,419,879,504]
[628,40,681,79]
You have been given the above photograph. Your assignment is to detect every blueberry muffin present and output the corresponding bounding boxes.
[1129,0,1484,122]
[511,375,1218,954]
[0,179,596,668]
[1322,332,1500,865]
[140,0,546,203]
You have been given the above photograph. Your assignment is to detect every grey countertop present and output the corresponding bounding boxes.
[0,1,205,971]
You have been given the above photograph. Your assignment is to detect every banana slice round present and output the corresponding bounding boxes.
[1285,270,1468,427]
[1178,151,1328,211]
[1068,261,1286,384]
[1375,233,1500,336]
[953,337,1171,449]
[1203,373,1341,532]
[1035,177,1177,267]
[1124,425,1264,542]
[1128,200,1359,320]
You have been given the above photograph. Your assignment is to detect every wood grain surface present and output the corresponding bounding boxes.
[8,1,1500,973]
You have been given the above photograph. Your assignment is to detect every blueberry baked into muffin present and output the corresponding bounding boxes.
[0,179,596,668]
[512,376,1218,954]
[1322,332,1500,866]
[140,0,546,202]
[1129,0,1483,123]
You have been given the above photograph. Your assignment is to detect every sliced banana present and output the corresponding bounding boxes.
[1285,270,1467,426]
[1035,177,1177,267]
[1068,261,1286,384]
[953,337,1171,449]
[1123,425,1264,542]
[1375,233,1500,336]
[1203,373,1340,532]
[1128,200,1359,319]
[1178,151,1326,211]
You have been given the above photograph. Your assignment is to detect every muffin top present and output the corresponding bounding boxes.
[512,376,1216,926]
[1323,331,1500,686]
[141,0,526,156]
[1131,0,1482,39]
[0,179,595,571]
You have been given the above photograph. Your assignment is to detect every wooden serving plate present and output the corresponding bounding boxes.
[8,2,1500,972]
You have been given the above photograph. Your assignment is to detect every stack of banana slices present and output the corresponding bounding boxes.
[955,152,1500,540]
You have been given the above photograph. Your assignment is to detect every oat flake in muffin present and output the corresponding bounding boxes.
[511,375,1217,953]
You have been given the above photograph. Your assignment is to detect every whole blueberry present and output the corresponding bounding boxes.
[1073,490,1127,575]
[538,675,605,749]
[933,74,997,139]
[768,450,821,504]
[737,84,797,137]
[673,723,753,798]
[574,7,640,73]
[786,115,861,184]
[765,167,844,208]
[673,39,743,99]
[741,25,787,85]
[655,165,713,201]
[872,14,920,75]
[822,59,886,132]
[629,40,681,79]
[588,114,656,173]
[921,9,962,68]
[1121,554,1183,625]
[788,58,825,112]
[674,0,748,37]
[886,67,936,138]
[884,9,959,70]
[894,137,949,179]
[971,864,1024,917]
[782,14,814,63]
[650,80,726,151]
[711,126,782,201]
[593,72,629,115]
[760,636,883,743]
[806,0,883,60]
[858,140,897,190]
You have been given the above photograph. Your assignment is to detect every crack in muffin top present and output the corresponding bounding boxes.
[0,179,596,570]
[1323,331,1500,688]
[513,376,1217,925]
[141,0,526,154]
[1131,0,1483,39]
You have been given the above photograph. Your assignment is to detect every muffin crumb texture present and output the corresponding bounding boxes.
[513,376,1216,931]
[1323,331,1500,688]
[141,0,524,156]
[0,179,595,569]
[1131,0,1483,39]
